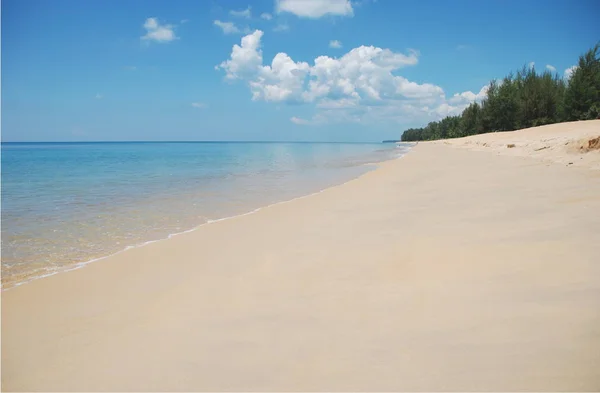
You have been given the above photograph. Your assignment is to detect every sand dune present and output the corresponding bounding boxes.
[2,121,600,391]
[439,119,600,170]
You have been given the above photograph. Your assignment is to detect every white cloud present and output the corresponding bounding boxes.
[95,93,103,99]
[124,66,137,71]
[230,6,252,19]
[273,23,290,32]
[218,30,266,80]
[141,17,177,43]
[180,19,189,24]
[564,65,578,80]
[432,87,489,118]
[528,61,535,69]
[218,30,488,126]
[546,64,556,73]
[329,40,342,48]
[214,20,240,34]
[303,46,424,104]
[261,13,273,20]
[276,0,354,18]
[447,85,488,106]
[191,102,207,108]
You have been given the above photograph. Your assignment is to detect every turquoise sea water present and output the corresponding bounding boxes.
[1,142,410,288]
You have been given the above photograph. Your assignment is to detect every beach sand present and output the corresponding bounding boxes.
[2,120,600,391]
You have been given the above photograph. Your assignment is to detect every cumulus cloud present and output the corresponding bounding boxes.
[230,6,251,19]
[141,17,177,43]
[564,65,578,80]
[329,40,342,48]
[276,0,354,18]
[214,20,241,34]
[447,85,488,106]
[528,61,535,69]
[218,30,266,80]
[435,86,488,117]
[95,93,103,99]
[261,12,273,20]
[217,30,488,125]
[191,102,206,108]
[546,64,556,73]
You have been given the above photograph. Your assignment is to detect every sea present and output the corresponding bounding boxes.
[1,141,411,289]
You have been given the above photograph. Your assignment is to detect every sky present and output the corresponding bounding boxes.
[2,0,599,142]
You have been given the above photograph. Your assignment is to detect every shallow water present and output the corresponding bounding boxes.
[1,141,411,288]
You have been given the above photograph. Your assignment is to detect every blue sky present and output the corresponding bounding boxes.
[2,0,599,142]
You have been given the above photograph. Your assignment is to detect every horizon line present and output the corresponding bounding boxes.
[1,140,395,144]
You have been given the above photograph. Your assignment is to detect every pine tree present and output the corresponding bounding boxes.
[460,102,482,135]
[400,43,600,141]
[564,43,600,120]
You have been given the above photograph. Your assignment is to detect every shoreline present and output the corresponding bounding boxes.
[2,149,408,291]
[2,122,600,391]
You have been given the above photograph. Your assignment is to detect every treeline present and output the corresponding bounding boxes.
[401,44,600,142]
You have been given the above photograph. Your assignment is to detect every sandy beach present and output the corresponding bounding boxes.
[2,120,600,391]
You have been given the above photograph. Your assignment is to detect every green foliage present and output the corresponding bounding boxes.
[564,44,600,121]
[401,43,599,142]
[586,102,600,120]
[460,102,483,135]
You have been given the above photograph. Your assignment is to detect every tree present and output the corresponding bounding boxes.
[400,43,599,141]
[564,43,600,121]
[495,75,519,131]
[460,102,483,135]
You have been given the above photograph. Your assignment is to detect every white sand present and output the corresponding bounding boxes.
[439,119,600,169]
[2,120,600,391]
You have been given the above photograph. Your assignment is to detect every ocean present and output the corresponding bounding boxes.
[1,141,411,288]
